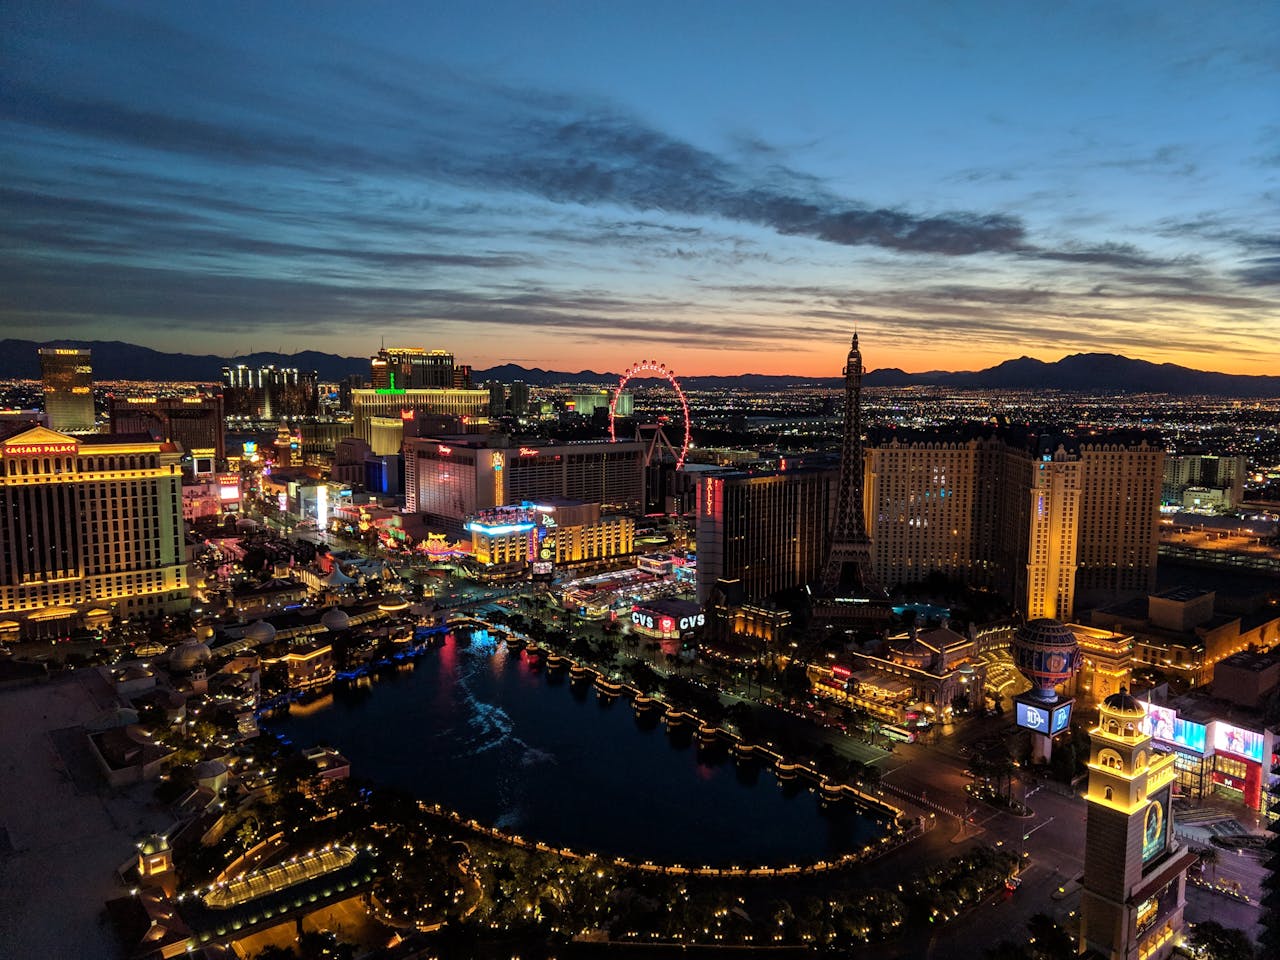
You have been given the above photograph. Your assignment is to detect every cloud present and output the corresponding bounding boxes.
[0,64,1120,264]
[0,3,1275,369]
[1236,257,1280,286]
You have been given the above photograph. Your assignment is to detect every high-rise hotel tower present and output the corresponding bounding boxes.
[864,428,1162,620]
[38,347,96,433]
[0,426,189,638]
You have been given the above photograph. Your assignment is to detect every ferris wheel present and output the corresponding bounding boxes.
[608,360,691,468]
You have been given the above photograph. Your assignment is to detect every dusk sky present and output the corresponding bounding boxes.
[3,1,1277,377]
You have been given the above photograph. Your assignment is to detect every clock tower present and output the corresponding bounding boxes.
[1079,690,1196,959]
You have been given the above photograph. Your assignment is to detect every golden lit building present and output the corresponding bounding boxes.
[1070,623,1134,709]
[864,428,1163,620]
[38,347,95,433]
[811,626,986,722]
[1025,453,1081,621]
[0,426,190,637]
[350,387,489,449]
[283,642,334,689]
[468,500,633,578]
[1080,691,1196,960]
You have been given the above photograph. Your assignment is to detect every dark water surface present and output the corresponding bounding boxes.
[269,632,885,866]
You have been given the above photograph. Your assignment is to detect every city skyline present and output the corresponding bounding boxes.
[3,1,1278,376]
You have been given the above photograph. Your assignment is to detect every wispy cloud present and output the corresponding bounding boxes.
[0,1,1275,371]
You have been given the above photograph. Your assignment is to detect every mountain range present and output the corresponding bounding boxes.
[3,339,1278,397]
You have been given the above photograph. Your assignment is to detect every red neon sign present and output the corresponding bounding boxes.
[437,445,452,455]
[519,447,539,457]
[831,665,853,679]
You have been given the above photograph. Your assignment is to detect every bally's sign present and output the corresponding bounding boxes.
[632,611,705,631]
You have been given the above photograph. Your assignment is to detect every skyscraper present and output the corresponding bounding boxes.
[508,381,531,418]
[1025,449,1082,621]
[695,467,836,605]
[864,427,1163,620]
[370,348,454,389]
[221,365,318,418]
[38,347,95,433]
[108,394,227,465]
[350,388,490,451]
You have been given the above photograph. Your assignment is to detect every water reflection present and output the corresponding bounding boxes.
[269,633,884,866]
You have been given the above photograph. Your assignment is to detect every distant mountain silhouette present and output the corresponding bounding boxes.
[0,339,370,382]
[2,340,1276,397]
[860,353,1280,397]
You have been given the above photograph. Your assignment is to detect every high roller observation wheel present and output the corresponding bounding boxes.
[608,360,691,469]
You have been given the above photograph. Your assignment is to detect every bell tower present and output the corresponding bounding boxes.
[1079,690,1196,960]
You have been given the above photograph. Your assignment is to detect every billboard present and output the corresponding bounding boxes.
[1016,701,1051,733]
[1050,702,1072,735]
[1137,700,1207,754]
[1142,786,1170,865]
[1213,723,1264,763]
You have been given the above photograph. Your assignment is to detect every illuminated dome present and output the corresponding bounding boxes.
[169,639,212,672]
[1012,618,1081,703]
[193,759,227,781]
[321,608,351,632]
[243,620,276,644]
[1102,688,1145,719]
[139,833,170,856]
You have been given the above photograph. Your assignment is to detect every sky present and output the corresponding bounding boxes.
[2,1,1278,377]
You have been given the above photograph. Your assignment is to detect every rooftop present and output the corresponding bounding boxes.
[1151,586,1213,603]
[1216,649,1280,673]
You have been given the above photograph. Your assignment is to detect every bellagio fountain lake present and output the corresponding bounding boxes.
[268,631,888,867]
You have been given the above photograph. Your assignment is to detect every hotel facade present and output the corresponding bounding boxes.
[405,436,646,532]
[864,427,1162,620]
[0,426,190,638]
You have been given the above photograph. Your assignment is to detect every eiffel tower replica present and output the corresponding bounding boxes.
[810,332,891,641]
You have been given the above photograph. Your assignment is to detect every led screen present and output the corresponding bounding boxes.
[1213,723,1264,763]
[1142,787,1170,865]
[1051,702,1072,734]
[1016,701,1051,733]
[1137,700,1207,754]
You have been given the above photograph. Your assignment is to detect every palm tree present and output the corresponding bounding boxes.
[1197,845,1220,882]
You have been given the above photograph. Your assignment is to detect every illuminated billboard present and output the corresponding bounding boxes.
[1016,701,1051,733]
[1213,723,1264,763]
[1142,786,1170,865]
[464,520,536,536]
[1137,700,1207,754]
[1050,702,1072,734]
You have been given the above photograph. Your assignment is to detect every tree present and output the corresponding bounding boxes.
[1048,741,1076,784]
[1026,913,1074,960]
[1196,845,1220,882]
[1189,921,1256,960]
